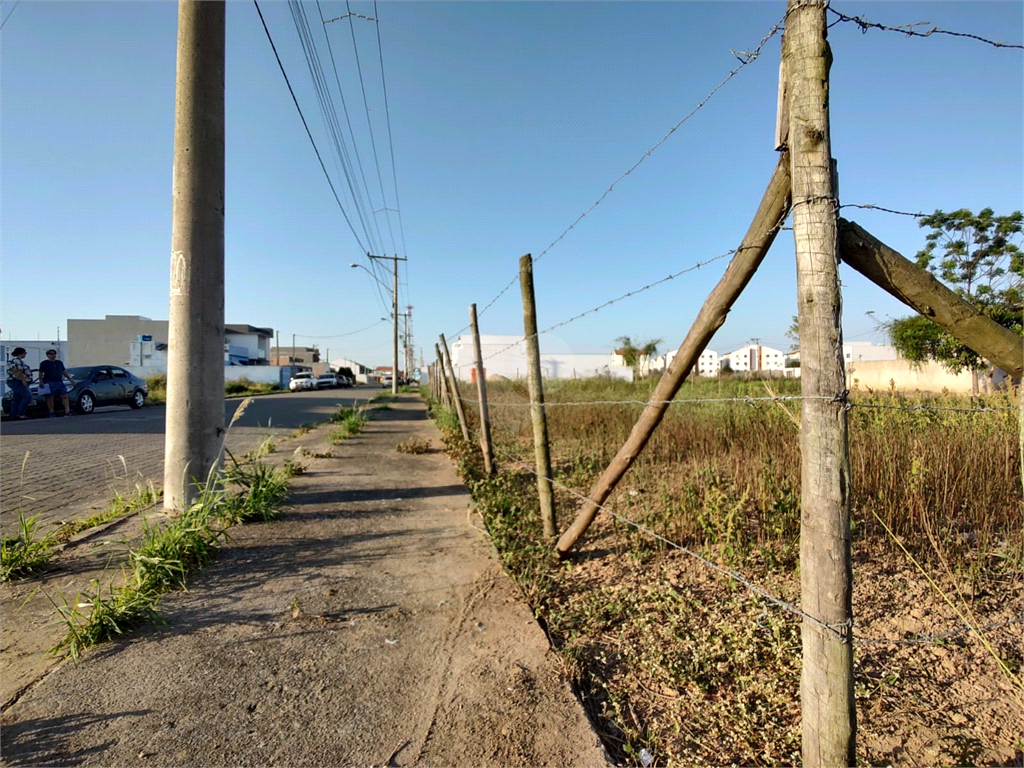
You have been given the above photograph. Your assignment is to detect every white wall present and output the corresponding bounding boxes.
[448,335,631,381]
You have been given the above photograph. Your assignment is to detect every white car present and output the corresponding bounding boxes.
[316,372,340,389]
[288,372,316,391]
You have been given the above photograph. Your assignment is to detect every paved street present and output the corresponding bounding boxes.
[0,385,382,536]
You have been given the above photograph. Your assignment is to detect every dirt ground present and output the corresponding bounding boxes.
[0,397,611,767]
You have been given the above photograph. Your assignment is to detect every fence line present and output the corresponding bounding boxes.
[441,12,789,342]
[826,8,1024,50]
[479,249,737,363]
[483,439,852,643]
[455,392,1018,415]
[470,427,1016,649]
[839,202,927,218]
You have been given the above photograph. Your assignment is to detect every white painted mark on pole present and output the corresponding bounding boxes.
[170,250,188,295]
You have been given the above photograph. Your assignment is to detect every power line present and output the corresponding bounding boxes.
[345,0,398,257]
[292,318,388,339]
[374,0,409,263]
[253,0,367,254]
[1,0,20,30]
[291,0,379,252]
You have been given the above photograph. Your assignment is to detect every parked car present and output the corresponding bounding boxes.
[337,375,354,388]
[315,371,340,389]
[3,365,148,417]
[380,375,393,388]
[288,371,316,391]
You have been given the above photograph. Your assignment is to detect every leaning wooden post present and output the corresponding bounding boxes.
[786,2,856,764]
[439,334,471,443]
[556,154,791,555]
[469,304,496,475]
[519,254,557,539]
[838,218,1024,379]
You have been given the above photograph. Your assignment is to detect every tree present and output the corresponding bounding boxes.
[886,208,1022,390]
[615,336,662,379]
[785,315,800,351]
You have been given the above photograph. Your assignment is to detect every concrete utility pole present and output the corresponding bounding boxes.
[366,254,406,395]
[164,0,226,513]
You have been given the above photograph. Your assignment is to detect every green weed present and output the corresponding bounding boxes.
[1,513,57,581]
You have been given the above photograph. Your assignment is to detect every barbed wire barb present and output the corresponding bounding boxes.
[827,8,1024,50]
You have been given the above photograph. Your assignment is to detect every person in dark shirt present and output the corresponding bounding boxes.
[38,349,73,417]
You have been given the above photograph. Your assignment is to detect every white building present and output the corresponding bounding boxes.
[696,349,720,376]
[722,344,787,374]
[843,341,898,364]
[448,335,632,382]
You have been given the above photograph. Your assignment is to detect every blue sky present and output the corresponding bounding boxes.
[2,1,1021,368]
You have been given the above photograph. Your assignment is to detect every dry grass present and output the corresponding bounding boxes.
[437,375,1023,767]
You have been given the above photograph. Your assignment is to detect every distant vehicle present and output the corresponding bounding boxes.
[3,365,148,417]
[380,375,393,388]
[338,375,354,388]
[288,372,316,392]
[316,371,340,389]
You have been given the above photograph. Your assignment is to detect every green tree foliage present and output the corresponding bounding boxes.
[785,315,800,351]
[886,208,1022,374]
[615,336,662,378]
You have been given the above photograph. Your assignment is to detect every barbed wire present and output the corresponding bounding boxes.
[532,16,788,268]
[456,392,1019,415]
[839,203,928,219]
[826,8,1024,50]
[854,618,1023,647]
[479,250,737,363]
[441,12,789,342]
[467,422,1021,649]
[483,439,853,643]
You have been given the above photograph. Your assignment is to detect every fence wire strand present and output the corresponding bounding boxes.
[455,393,1019,415]
[827,8,1024,50]
[441,12,789,342]
[442,394,1020,652]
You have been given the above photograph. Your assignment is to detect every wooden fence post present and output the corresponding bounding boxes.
[469,303,496,475]
[519,254,557,539]
[439,334,471,443]
[786,2,856,764]
[434,345,450,408]
[838,218,1023,379]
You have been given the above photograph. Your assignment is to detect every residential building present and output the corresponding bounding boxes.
[269,346,320,366]
[696,349,720,376]
[328,356,373,384]
[69,315,273,369]
[722,344,787,374]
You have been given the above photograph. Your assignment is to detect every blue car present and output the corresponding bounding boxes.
[3,365,149,417]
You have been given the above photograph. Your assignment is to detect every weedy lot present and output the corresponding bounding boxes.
[431,376,1022,767]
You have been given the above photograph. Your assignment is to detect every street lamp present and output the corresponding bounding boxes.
[350,257,405,394]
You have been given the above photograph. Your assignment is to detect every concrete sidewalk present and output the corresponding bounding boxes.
[0,396,610,767]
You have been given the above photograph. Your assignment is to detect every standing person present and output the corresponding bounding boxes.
[39,348,74,417]
[5,347,33,420]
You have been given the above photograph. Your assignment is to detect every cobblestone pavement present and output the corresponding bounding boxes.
[0,386,379,536]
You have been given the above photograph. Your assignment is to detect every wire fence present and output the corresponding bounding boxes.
[462,417,1022,651]
[456,392,1018,414]
[442,11,791,343]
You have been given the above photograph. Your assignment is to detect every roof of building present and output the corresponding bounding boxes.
[226,324,274,337]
